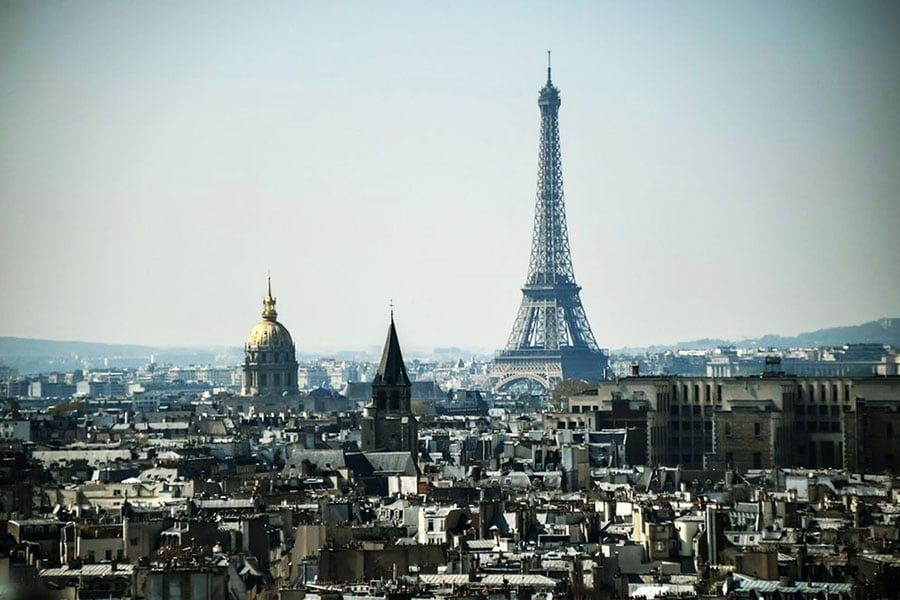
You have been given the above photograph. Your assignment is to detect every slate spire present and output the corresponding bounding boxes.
[374,314,411,387]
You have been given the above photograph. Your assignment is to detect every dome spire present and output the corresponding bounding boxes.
[262,275,277,321]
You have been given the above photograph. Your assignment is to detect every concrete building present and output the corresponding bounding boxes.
[0,419,30,442]
[568,374,900,472]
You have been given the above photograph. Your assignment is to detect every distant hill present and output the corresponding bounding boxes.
[670,318,900,351]
[616,318,900,354]
[756,318,899,348]
[0,337,158,358]
[0,337,244,375]
[3,317,898,374]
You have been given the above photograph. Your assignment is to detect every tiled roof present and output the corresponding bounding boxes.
[733,573,852,594]
[364,451,418,476]
[419,574,557,589]
[41,563,135,578]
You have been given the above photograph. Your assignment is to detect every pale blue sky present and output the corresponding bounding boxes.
[1,1,898,351]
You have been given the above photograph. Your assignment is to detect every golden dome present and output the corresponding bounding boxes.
[245,276,295,349]
[246,319,294,349]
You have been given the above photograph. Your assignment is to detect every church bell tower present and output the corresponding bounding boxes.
[360,315,418,457]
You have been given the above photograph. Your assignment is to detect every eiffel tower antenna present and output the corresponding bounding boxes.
[547,50,552,82]
[492,59,608,393]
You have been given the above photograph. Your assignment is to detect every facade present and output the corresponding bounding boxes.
[360,317,418,458]
[0,419,30,442]
[493,59,607,392]
[566,374,900,472]
[241,278,299,397]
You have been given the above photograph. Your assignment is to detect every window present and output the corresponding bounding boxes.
[724,423,732,437]
[259,373,267,386]
[754,422,761,437]
[753,452,762,468]
[105,550,112,561]
[273,373,281,386]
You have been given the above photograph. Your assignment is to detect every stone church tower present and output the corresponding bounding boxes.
[241,278,298,396]
[361,316,418,457]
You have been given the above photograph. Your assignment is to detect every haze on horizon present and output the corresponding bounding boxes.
[1,1,898,352]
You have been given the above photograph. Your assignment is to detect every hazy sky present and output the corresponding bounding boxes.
[1,1,898,351]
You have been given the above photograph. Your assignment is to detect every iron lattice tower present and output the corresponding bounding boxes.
[493,57,608,392]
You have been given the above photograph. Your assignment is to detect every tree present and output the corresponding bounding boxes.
[550,379,592,411]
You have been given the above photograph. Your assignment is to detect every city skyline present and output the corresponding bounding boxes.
[2,1,899,350]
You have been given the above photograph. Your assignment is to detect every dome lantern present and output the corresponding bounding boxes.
[262,275,278,321]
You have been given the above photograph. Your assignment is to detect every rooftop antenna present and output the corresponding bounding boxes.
[390,298,394,321]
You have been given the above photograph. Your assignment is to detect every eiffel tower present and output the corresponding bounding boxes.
[493,56,608,393]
